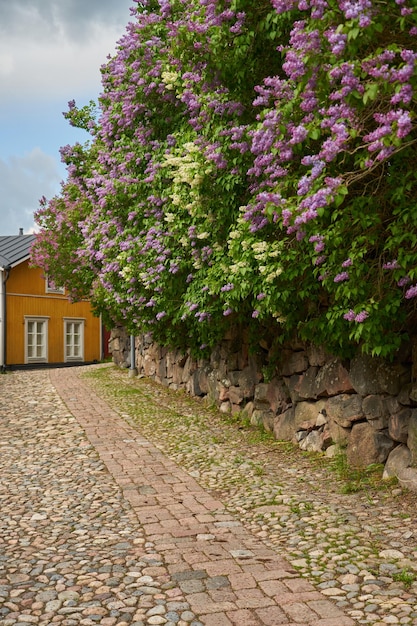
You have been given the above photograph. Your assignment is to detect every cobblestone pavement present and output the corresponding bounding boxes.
[0,366,416,626]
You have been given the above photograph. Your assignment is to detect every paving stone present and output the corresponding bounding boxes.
[0,366,416,626]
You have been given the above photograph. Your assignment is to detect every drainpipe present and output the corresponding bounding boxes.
[0,266,10,372]
[129,334,137,377]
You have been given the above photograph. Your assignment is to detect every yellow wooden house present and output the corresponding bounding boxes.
[0,233,103,368]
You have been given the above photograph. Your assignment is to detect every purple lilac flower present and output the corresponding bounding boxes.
[223,307,233,316]
[221,282,234,292]
[252,310,260,318]
[405,285,417,299]
[398,276,411,287]
[344,309,369,322]
[343,309,356,321]
[334,271,349,283]
[383,260,400,270]
[354,311,369,322]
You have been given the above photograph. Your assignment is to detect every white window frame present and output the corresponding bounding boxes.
[45,276,65,294]
[25,317,49,364]
[64,318,85,363]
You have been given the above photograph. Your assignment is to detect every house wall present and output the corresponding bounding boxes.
[6,262,101,365]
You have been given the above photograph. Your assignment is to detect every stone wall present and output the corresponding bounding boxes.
[109,327,417,490]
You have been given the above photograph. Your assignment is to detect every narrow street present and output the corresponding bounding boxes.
[0,366,415,625]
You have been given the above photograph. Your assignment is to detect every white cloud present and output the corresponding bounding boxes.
[0,23,127,103]
[0,0,134,235]
[0,149,62,236]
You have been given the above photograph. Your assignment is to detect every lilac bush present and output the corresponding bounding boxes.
[32,0,417,358]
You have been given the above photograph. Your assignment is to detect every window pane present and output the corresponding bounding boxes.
[26,320,46,362]
[65,321,83,361]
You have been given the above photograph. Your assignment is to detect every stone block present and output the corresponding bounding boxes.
[182,356,197,383]
[218,384,229,402]
[307,344,329,367]
[250,409,264,426]
[326,394,363,428]
[254,383,270,407]
[157,355,167,380]
[388,409,410,443]
[407,409,417,466]
[210,346,222,369]
[229,386,244,406]
[219,401,231,413]
[280,350,309,376]
[265,377,291,413]
[383,444,411,480]
[251,409,275,432]
[326,419,350,447]
[314,359,353,397]
[397,467,417,492]
[410,384,417,403]
[143,354,157,377]
[378,361,410,395]
[285,374,303,403]
[296,367,319,399]
[273,407,296,441]
[362,395,389,430]
[396,384,415,406]
[171,363,184,386]
[241,401,254,420]
[187,371,204,397]
[195,366,211,395]
[262,411,276,433]
[350,354,408,396]
[294,400,328,430]
[347,422,395,468]
[207,370,219,403]
[228,365,258,398]
[299,430,324,452]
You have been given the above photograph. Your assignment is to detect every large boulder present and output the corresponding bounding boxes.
[397,467,417,493]
[273,407,297,441]
[299,430,330,452]
[314,359,353,397]
[294,400,328,430]
[383,445,411,480]
[294,367,319,400]
[350,354,409,396]
[362,395,389,430]
[253,379,290,414]
[326,394,363,428]
[347,422,396,468]
[388,409,411,444]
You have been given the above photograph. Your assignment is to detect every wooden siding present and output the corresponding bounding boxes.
[6,262,101,365]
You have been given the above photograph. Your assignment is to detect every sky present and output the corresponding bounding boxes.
[0,0,134,236]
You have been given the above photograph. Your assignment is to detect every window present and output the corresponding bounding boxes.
[25,317,48,363]
[46,276,65,294]
[64,319,84,362]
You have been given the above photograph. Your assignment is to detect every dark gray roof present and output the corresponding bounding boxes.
[0,234,37,269]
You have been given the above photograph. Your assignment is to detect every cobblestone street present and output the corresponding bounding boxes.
[0,366,416,625]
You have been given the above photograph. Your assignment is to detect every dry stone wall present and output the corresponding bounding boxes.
[109,327,417,490]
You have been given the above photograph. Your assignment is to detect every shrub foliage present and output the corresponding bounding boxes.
[32,0,417,358]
